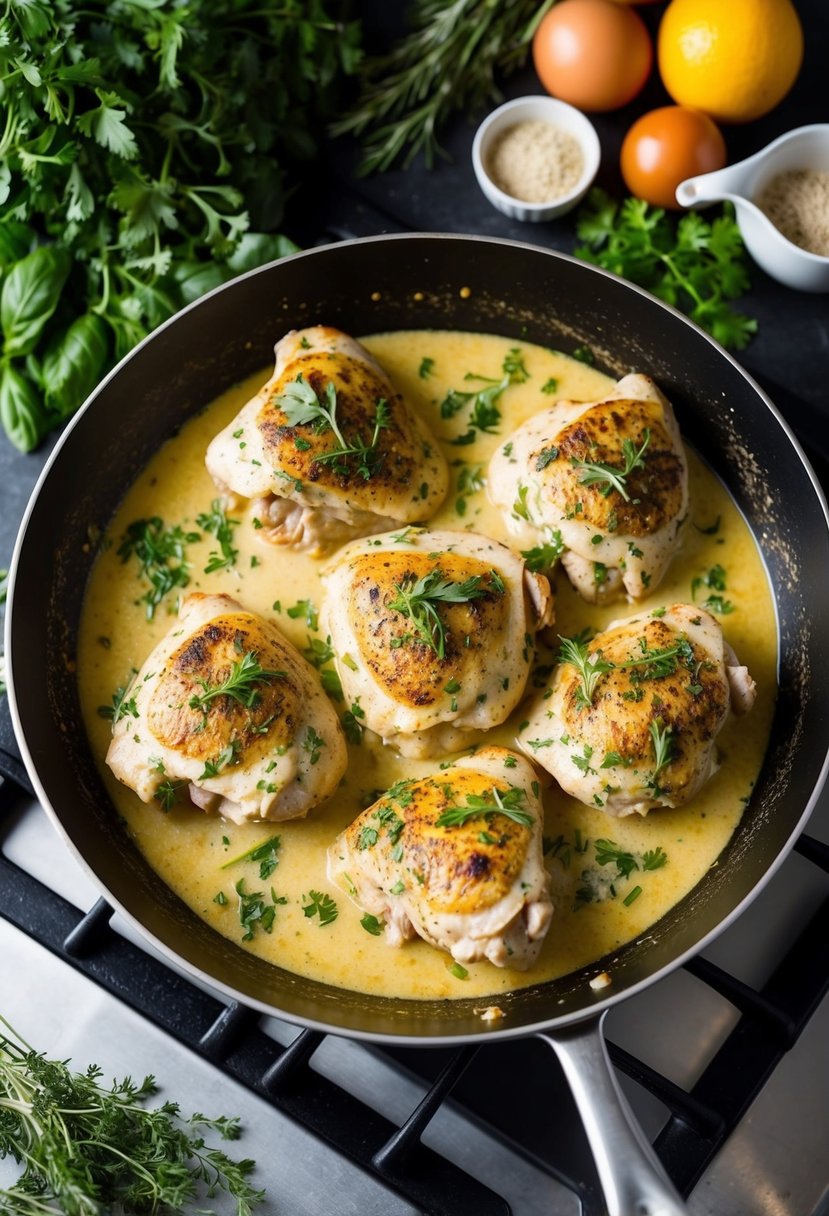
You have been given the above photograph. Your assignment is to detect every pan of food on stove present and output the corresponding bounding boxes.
[6,233,829,1216]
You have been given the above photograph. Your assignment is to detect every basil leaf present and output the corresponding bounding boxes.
[42,313,109,419]
[0,224,34,274]
[172,261,228,305]
[0,363,49,452]
[1,246,71,357]
[226,233,299,276]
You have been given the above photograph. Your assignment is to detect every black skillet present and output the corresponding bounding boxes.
[6,234,829,1214]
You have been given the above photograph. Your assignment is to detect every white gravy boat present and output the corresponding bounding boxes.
[676,124,829,293]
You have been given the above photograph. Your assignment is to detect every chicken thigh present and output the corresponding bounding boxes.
[321,527,553,758]
[488,373,689,603]
[328,747,553,969]
[106,593,347,825]
[520,603,756,817]
[205,326,449,553]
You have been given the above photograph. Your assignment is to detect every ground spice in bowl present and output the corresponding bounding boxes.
[756,169,829,257]
[485,120,585,205]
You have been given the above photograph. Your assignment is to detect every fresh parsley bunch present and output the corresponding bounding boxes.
[574,189,757,351]
[0,0,362,452]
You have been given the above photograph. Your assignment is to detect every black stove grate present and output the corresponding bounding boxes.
[2,778,828,1216]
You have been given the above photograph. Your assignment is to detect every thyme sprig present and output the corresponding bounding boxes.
[387,568,494,659]
[558,635,615,710]
[0,1017,263,1216]
[572,429,651,502]
[436,785,533,828]
[277,374,389,480]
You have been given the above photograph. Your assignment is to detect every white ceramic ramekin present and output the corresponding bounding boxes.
[677,125,829,293]
[472,95,601,223]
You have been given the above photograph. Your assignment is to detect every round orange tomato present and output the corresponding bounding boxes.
[621,105,726,208]
[532,0,653,112]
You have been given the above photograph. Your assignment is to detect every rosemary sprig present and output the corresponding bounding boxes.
[387,568,495,660]
[332,0,555,174]
[646,718,675,798]
[276,374,389,480]
[572,429,651,502]
[188,651,285,715]
[436,785,533,828]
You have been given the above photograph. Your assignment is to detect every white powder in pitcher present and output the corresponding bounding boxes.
[756,169,829,257]
[486,120,585,204]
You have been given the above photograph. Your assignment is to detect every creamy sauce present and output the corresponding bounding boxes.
[77,331,777,1000]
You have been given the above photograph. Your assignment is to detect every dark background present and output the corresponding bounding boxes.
[2,0,827,576]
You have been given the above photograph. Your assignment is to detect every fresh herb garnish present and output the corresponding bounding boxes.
[575,189,757,350]
[196,499,239,573]
[287,599,319,630]
[235,878,286,940]
[454,461,485,516]
[440,376,509,445]
[646,718,675,797]
[188,652,285,716]
[276,374,389,480]
[387,567,496,659]
[0,1017,263,1216]
[502,347,529,383]
[521,531,565,572]
[154,779,186,812]
[302,890,339,926]
[691,564,735,614]
[419,356,435,378]
[97,676,139,730]
[436,785,533,829]
[558,635,615,709]
[572,430,651,502]
[361,913,385,936]
[302,726,326,765]
[342,698,366,744]
[117,518,200,619]
[199,740,241,780]
[221,835,282,880]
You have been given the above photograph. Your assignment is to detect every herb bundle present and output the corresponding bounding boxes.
[0,0,362,452]
[333,0,554,174]
[0,1016,263,1215]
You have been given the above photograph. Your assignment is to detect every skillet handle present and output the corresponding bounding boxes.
[537,1013,688,1216]
[0,692,34,795]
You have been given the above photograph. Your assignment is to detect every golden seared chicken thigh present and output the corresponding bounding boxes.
[488,373,689,603]
[521,603,756,817]
[328,747,553,969]
[106,593,346,825]
[205,326,448,553]
[321,528,553,758]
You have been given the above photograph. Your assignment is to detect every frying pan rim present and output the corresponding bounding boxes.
[6,231,829,1045]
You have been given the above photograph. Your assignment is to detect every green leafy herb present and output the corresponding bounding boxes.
[97,677,139,730]
[302,726,326,765]
[541,377,559,395]
[221,835,282,880]
[440,375,509,445]
[342,698,366,744]
[333,0,552,174]
[691,564,735,614]
[0,1016,263,1216]
[558,634,615,709]
[154,779,186,812]
[235,878,286,941]
[521,531,565,572]
[276,374,389,480]
[502,347,529,383]
[302,889,339,926]
[0,3,362,452]
[454,461,485,516]
[646,718,675,798]
[436,785,533,829]
[419,356,435,378]
[447,961,469,980]
[387,567,496,659]
[287,599,319,630]
[196,499,239,573]
[189,652,285,716]
[361,913,385,936]
[117,518,200,619]
[199,740,241,780]
[572,430,651,502]
[575,189,757,350]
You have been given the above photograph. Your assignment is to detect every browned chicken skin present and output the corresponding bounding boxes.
[488,373,689,603]
[520,603,756,816]
[106,593,347,824]
[328,747,553,969]
[205,326,448,552]
[322,528,553,758]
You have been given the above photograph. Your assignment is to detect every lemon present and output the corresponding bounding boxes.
[658,0,803,123]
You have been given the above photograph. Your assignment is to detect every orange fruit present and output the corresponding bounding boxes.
[533,0,653,112]
[658,0,803,124]
[621,106,726,208]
